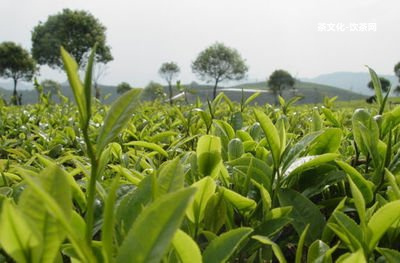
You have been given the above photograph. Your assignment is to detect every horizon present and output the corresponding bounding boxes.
[1,0,400,87]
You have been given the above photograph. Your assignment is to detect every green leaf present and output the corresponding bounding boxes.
[228,138,244,161]
[336,161,374,204]
[116,187,196,263]
[196,135,222,176]
[60,46,88,128]
[254,109,281,167]
[283,153,339,181]
[97,88,142,156]
[321,107,341,127]
[366,66,383,107]
[307,240,330,263]
[244,92,261,106]
[18,164,72,263]
[252,235,287,263]
[332,212,364,252]
[347,175,366,227]
[101,175,119,263]
[0,200,40,263]
[376,247,400,263]
[204,193,227,233]
[116,175,154,241]
[156,157,184,197]
[336,249,365,263]
[203,227,253,263]
[278,188,325,244]
[295,224,309,263]
[308,128,342,155]
[125,141,168,158]
[186,177,216,223]
[84,45,96,114]
[172,230,202,263]
[221,187,257,213]
[367,200,400,251]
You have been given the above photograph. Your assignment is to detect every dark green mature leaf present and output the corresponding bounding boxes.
[203,227,253,263]
[336,161,374,204]
[116,187,196,263]
[376,247,400,263]
[97,88,142,156]
[278,189,325,244]
[252,235,287,263]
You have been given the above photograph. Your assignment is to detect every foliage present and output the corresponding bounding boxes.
[0,41,36,105]
[116,82,132,95]
[159,62,180,105]
[31,8,113,69]
[367,77,391,92]
[267,69,295,104]
[141,81,166,101]
[1,62,400,262]
[192,42,248,99]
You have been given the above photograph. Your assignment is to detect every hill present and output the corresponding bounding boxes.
[0,79,365,105]
[302,72,399,95]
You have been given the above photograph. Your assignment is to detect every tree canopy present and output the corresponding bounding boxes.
[267,69,295,104]
[31,9,113,69]
[0,41,36,105]
[192,43,248,99]
[159,62,180,105]
[116,82,132,95]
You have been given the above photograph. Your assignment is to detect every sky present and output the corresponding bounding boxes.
[1,0,399,87]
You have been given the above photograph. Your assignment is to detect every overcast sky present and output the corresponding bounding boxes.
[1,0,399,87]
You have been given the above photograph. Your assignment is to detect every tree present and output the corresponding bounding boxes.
[159,62,180,105]
[0,42,36,105]
[31,9,113,69]
[116,82,132,95]
[41,79,61,98]
[141,82,165,101]
[192,42,248,99]
[267,69,295,105]
[394,62,400,96]
[93,62,108,99]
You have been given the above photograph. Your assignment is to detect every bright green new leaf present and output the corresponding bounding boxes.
[186,177,216,223]
[125,141,168,158]
[253,109,281,167]
[221,187,257,213]
[196,135,222,176]
[172,230,202,263]
[156,157,184,197]
[367,200,400,251]
[97,88,142,156]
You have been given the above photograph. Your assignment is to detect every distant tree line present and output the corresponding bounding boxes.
[1,8,400,106]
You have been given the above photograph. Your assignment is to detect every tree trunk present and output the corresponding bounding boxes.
[12,78,18,105]
[168,82,173,105]
[213,78,219,100]
[95,82,100,100]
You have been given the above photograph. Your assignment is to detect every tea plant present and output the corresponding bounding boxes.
[0,47,400,262]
